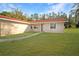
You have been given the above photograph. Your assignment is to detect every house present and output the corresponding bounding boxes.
[30,18,64,33]
[0,15,65,36]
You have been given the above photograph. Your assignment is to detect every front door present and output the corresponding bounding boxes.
[41,24,43,32]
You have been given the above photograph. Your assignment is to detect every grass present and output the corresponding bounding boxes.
[0,28,79,56]
[64,28,79,33]
[0,32,35,39]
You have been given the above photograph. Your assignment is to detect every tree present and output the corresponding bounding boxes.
[0,11,12,16]
[57,12,68,21]
[0,8,29,21]
[56,12,71,28]
[12,9,27,21]
[33,13,38,20]
[51,12,57,18]
[30,14,34,20]
[41,14,46,20]
[71,3,79,27]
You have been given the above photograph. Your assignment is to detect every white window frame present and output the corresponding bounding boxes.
[50,23,56,29]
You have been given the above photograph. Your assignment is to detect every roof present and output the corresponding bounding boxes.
[0,15,30,24]
[28,18,65,24]
[0,15,65,24]
[0,15,17,20]
[30,18,64,23]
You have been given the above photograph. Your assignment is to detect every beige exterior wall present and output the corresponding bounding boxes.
[0,20,64,36]
[42,22,64,33]
[0,21,30,36]
[10,22,30,34]
[0,21,13,36]
[30,22,64,33]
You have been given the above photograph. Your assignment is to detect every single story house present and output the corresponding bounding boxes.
[0,15,65,36]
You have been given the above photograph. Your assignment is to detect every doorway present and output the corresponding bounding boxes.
[41,24,43,32]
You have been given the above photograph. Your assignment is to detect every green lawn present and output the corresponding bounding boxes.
[0,29,79,56]
[0,32,36,39]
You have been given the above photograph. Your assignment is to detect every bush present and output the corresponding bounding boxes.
[76,24,79,28]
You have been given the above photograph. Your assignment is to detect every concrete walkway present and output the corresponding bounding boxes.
[0,32,41,42]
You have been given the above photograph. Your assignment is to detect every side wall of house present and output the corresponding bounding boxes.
[10,22,30,34]
[43,22,64,33]
[0,20,30,36]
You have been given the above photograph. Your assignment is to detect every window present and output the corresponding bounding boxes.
[34,26,38,29]
[50,23,56,29]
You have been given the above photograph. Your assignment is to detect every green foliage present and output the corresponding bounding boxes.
[0,11,11,16]
[30,12,68,20]
[70,3,79,24]
[0,9,29,21]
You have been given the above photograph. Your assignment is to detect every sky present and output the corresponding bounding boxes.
[0,3,74,16]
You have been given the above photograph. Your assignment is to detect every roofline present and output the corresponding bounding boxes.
[0,15,65,24]
[0,18,65,24]
[0,18,30,24]
[29,21,65,24]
